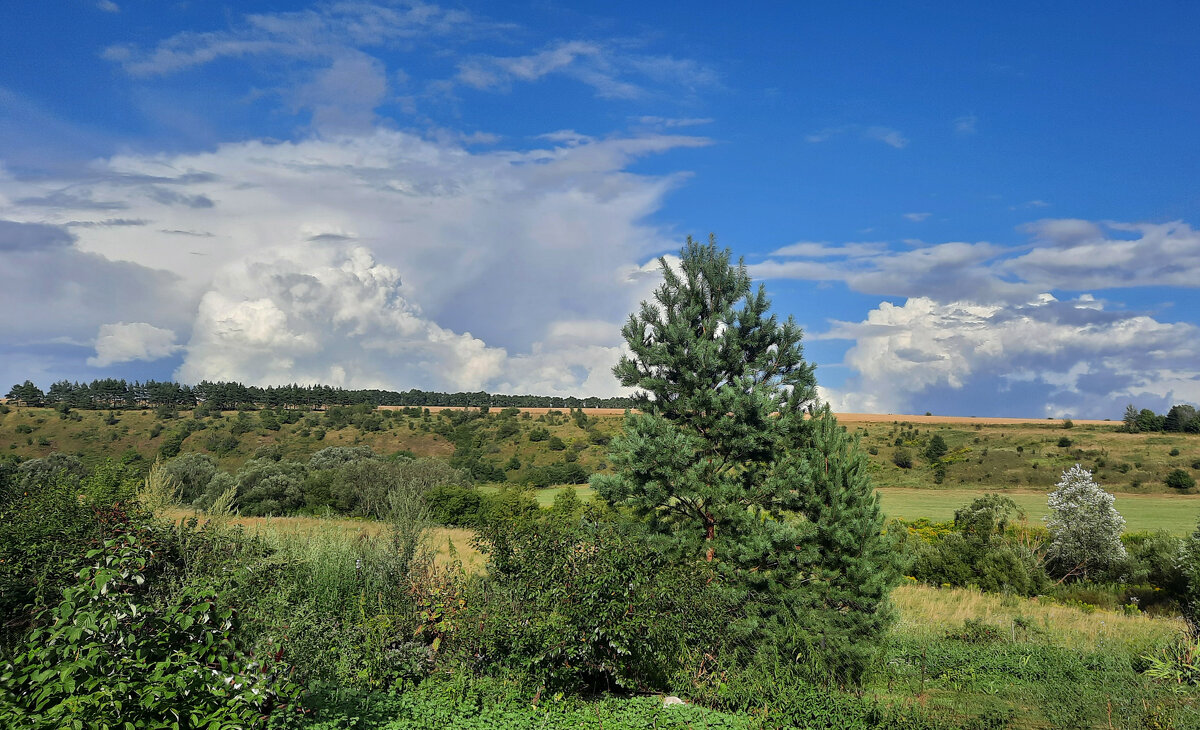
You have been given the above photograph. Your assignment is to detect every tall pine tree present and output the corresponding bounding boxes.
[593,236,895,685]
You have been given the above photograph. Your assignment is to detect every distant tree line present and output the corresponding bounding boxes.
[1123,403,1200,433]
[3,378,634,411]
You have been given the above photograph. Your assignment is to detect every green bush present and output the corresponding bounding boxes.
[1166,469,1196,491]
[426,484,484,526]
[0,528,300,728]
[892,447,913,469]
[468,516,723,691]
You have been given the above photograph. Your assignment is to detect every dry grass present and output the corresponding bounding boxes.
[157,507,486,572]
[891,583,1185,654]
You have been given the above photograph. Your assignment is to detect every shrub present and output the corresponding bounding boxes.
[893,447,913,469]
[426,483,484,526]
[1166,469,1196,491]
[0,528,300,728]
[1058,436,1073,448]
[1170,447,1180,456]
[945,618,1003,644]
[924,434,948,462]
[469,516,723,691]
[163,452,218,503]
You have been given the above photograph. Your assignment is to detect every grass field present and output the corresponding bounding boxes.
[879,487,1200,535]
[159,507,487,572]
[484,484,1200,534]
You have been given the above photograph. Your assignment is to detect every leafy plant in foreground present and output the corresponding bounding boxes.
[0,527,300,729]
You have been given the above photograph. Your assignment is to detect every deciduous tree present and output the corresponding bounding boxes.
[1045,464,1126,580]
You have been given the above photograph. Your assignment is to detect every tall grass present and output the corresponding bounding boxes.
[891,583,1185,656]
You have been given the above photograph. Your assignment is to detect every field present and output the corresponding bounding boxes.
[4,405,1199,496]
[490,484,1200,534]
[879,487,1200,534]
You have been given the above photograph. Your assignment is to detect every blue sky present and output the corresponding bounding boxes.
[1,1,1198,417]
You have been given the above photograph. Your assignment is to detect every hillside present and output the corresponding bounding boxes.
[2,404,1198,496]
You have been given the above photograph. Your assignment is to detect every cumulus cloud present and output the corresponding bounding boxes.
[819,295,1200,418]
[88,322,180,366]
[757,219,1200,416]
[178,244,506,390]
[0,220,187,344]
[1,129,705,393]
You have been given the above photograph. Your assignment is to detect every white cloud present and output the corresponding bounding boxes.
[88,322,180,366]
[753,240,1025,303]
[291,52,389,133]
[635,116,714,128]
[96,0,120,13]
[1,129,706,393]
[903,212,931,222]
[103,2,484,77]
[953,114,977,135]
[769,241,886,258]
[804,125,909,149]
[865,126,909,149]
[820,295,1200,418]
[1008,219,1200,290]
[178,244,506,390]
[454,41,718,100]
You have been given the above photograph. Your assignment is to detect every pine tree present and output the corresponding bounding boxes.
[1045,464,1126,580]
[1123,404,1139,433]
[769,406,895,685]
[594,236,815,565]
[593,235,895,684]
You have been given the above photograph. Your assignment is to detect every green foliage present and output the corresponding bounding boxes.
[1166,468,1196,491]
[892,447,913,469]
[0,527,300,728]
[1143,635,1200,689]
[471,515,724,691]
[426,484,484,526]
[924,434,948,462]
[1183,520,1200,636]
[163,452,218,503]
[902,494,1049,596]
[945,617,1003,644]
[595,237,893,688]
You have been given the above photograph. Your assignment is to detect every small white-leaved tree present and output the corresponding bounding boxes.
[1044,464,1126,581]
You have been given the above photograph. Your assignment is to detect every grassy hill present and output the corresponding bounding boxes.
[3,404,1199,498]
